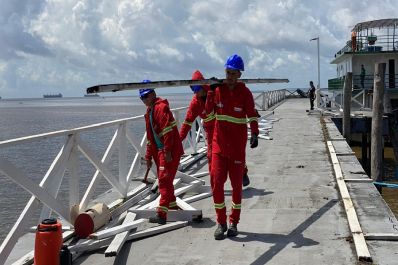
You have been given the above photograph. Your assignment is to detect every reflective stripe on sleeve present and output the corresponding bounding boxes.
[159,121,177,137]
[247,116,258,123]
[183,120,193,126]
[203,111,215,123]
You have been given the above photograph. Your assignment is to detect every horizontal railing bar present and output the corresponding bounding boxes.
[0,107,189,148]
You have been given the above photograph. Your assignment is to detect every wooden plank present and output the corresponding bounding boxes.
[344,179,373,183]
[104,212,137,257]
[137,195,160,210]
[183,192,212,204]
[365,233,398,241]
[110,188,151,218]
[131,192,158,210]
[176,198,196,211]
[190,172,209,178]
[90,219,146,240]
[129,209,202,222]
[335,152,356,156]
[175,172,205,185]
[327,141,372,262]
[174,180,203,197]
[69,222,187,253]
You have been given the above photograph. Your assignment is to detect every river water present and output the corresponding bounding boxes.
[0,94,191,243]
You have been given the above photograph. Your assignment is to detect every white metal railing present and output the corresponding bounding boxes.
[0,91,285,264]
[254,89,286,110]
[322,89,372,111]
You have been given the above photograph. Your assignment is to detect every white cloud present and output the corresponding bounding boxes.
[0,0,397,98]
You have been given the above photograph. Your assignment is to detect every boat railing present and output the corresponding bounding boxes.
[0,90,286,264]
[335,34,398,58]
[326,73,398,110]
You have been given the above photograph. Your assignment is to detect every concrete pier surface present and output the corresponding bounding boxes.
[9,98,398,265]
[73,98,398,265]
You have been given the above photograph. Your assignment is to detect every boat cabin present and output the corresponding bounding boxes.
[329,18,398,107]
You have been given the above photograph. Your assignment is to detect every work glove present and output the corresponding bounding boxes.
[209,77,222,91]
[146,158,153,169]
[250,134,258,148]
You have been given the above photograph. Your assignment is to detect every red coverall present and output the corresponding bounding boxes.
[145,97,184,218]
[179,94,215,171]
[206,82,259,225]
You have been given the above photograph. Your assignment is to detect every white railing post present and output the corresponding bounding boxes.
[68,141,80,210]
[39,135,75,221]
[262,92,266,110]
[118,123,128,192]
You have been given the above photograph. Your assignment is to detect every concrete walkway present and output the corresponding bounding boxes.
[76,98,398,265]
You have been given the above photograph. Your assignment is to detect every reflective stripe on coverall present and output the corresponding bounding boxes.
[145,97,184,218]
[205,82,259,224]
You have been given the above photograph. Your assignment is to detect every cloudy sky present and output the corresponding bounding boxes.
[0,0,396,98]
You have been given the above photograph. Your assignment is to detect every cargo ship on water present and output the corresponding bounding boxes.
[43,93,63,98]
[83,93,100,97]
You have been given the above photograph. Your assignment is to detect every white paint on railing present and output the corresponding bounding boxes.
[0,91,285,264]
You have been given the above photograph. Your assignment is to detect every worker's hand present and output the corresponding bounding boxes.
[209,77,222,90]
[146,158,153,169]
[165,151,172,163]
[250,134,258,148]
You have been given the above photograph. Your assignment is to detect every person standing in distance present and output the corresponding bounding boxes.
[360,64,366,89]
[308,81,316,110]
[140,80,184,224]
[206,54,259,240]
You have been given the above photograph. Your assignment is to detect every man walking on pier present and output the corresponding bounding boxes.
[180,70,251,186]
[308,81,316,110]
[180,70,215,172]
[206,54,259,240]
[140,81,184,224]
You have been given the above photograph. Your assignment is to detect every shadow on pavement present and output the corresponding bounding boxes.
[230,199,338,265]
[224,187,273,199]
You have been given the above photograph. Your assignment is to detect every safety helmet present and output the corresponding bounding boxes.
[224,54,244,71]
[139,79,155,98]
[190,70,204,93]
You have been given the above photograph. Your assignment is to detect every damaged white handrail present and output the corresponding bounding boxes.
[0,90,285,264]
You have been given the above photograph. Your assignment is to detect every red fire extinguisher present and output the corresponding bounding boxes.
[34,218,63,265]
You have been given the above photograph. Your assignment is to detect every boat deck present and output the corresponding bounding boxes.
[7,98,398,265]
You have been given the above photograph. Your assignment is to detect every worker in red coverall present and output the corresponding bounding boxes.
[140,81,184,225]
[206,54,259,240]
[179,70,215,171]
[180,70,252,187]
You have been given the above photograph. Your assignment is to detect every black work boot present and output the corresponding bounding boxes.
[227,223,238,237]
[149,214,167,225]
[214,224,228,240]
[242,173,250,187]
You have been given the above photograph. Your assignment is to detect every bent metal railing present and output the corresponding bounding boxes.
[0,90,285,264]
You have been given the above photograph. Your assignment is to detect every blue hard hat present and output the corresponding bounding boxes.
[139,79,154,98]
[190,85,202,93]
[224,54,244,71]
